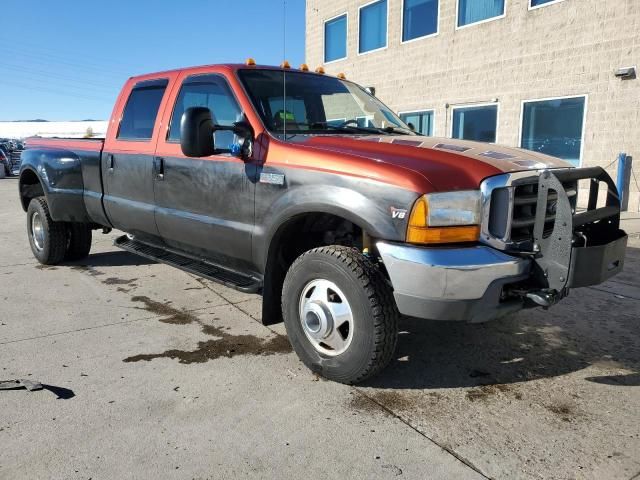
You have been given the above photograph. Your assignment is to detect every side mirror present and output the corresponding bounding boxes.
[180,107,215,157]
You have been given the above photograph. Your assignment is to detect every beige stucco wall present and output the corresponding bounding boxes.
[306,0,640,210]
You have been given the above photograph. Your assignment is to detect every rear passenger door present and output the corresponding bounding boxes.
[102,78,171,243]
[153,73,257,272]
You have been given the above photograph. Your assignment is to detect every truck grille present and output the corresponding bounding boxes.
[9,150,22,175]
[510,180,578,242]
[484,172,578,250]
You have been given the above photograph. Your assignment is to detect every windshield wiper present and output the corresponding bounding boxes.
[377,126,414,135]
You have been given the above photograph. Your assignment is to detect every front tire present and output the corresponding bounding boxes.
[282,246,399,384]
[27,197,68,265]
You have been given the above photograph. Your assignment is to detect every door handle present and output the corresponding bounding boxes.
[108,154,114,171]
[155,157,164,180]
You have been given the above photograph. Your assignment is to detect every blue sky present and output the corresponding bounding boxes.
[0,0,306,121]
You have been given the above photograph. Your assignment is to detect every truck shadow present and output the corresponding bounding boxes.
[67,250,156,268]
[364,246,640,390]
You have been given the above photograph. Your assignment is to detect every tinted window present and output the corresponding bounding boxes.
[521,97,585,166]
[400,111,434,136]
[325,15,347,62]
[168,75,242,152]
[117,80,167,140]
[530,0,558,6]
[403,0,438,42]
[359,0,387,53]
[457,0,504,27]
[452,105,498,142]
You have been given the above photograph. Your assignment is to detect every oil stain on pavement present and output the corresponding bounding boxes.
[123,295,291,364]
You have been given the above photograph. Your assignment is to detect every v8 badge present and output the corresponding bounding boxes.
[390,207,407,220]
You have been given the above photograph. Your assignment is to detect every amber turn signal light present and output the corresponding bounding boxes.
[299,63,309,71]
[245,58,256,66]
[315,66,325,74]
[406,196,480,244]
[281,60,291,68]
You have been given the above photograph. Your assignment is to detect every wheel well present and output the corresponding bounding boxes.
[261,213,366,326]
[19,169,45,211]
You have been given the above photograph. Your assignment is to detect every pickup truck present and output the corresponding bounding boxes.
[19,62,628,384]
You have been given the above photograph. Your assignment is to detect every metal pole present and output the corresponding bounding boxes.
[616,152,632,211]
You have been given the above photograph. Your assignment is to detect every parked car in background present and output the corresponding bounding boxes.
[0,146,10,177]
[0,140,24,176]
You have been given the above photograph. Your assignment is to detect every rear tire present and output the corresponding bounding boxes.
[282,246,399,384]
[27,197,68,265]
[65,223,92,261]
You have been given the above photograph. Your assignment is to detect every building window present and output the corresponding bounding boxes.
[451,104,498,143]
[324,14,347,63]
[400,110,434,136]
[530,0,565,8]
[521,96,586,167]
[402,0,438,42]
[457,0,505,28]
[359,0,387,54]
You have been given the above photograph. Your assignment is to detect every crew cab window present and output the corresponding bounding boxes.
[117,79,168,140]
[168,75,242,153]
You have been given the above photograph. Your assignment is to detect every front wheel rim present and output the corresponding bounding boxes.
[299,279,354,356]
[31,211,45,251]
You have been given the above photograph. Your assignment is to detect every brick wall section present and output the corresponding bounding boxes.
[306,0,640,211]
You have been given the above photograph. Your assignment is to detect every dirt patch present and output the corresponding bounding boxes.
[71,265,104,276]
[103,277,138,286]
[123,296,292,364]
[123,334,291,364]
[546,402,578,422]
[35,265,58,270]
[466,384,514,402]
[349,390,438,414]
[131,295,199,325]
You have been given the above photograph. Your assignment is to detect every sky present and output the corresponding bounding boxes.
[0,0,306,121]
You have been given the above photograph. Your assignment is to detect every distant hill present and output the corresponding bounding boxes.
[3,119,102,123]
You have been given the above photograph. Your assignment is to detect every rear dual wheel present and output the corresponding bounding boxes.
[282,246,399,384]
[27,197,92,265]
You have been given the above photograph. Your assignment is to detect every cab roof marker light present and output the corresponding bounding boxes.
[245,58,256,66]
[299,63,310,71]
[281,60,291,69]
[337,73,346,79]
[315,66,325,74]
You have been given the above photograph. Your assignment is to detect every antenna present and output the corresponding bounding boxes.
[283,0,287,140]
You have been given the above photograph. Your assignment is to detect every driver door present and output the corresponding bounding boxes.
[153,72,257,272]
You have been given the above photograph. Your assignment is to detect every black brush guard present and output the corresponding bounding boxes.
[528,167,627,302]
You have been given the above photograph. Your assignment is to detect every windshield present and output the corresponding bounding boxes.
[238,69,413,136]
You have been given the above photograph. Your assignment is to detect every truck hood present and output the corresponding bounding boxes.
[293,134,572,192]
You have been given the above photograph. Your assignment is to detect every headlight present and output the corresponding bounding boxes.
[407,190,481,244]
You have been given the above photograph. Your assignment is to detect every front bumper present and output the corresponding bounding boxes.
[377,242,531,322]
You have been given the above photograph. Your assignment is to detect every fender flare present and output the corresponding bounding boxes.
[255,184,412,270]
[19,148,90,222]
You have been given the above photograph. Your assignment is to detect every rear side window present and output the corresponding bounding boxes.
[117,79,168,140]
[168,74,242,152]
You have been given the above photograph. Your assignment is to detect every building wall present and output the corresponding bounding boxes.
[306,0,640,211]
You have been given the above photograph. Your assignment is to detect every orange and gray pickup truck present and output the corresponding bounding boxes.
[19,62,628,383]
